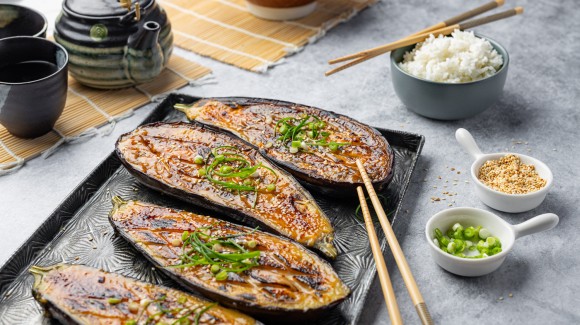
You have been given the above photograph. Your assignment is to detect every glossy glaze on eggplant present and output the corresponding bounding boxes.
[115,122,336,258]
[109,199,350,321]
[175,97,394,190]
[30,264,258,325]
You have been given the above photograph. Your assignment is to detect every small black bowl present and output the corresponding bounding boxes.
[0,4,48,39]
[0,36,69,138]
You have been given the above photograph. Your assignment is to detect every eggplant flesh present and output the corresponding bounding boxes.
[30,264,259,325]
[108,199,351,322]
[175,97,394,191]
[115,122,336,258]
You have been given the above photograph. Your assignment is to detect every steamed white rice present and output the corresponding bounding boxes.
[399,30,503,83]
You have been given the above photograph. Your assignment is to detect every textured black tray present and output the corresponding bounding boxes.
[0,94,424,325]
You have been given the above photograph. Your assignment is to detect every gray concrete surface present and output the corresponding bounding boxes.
[1,0,579,323]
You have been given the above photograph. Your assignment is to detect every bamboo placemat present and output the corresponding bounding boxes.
[162,0,378,72]
[0,56,211,175]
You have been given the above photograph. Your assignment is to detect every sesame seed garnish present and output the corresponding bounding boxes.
[478,154,546,194]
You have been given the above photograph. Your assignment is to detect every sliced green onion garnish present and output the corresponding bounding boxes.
[434,223,502,258]
[107,297,122,304]
[194,155,204,164]
[171,227,261,279]
[215,270,229,281]
[479,228,491,239]
[200,146,278,208]
[274,115,351,153]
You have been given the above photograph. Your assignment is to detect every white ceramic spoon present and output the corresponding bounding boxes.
[456,128,553,213]
[425,207,559,276]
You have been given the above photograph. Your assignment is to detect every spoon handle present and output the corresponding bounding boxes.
[513,213,559,239]
[455,128,485,159]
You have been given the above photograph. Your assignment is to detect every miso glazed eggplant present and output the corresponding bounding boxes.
[30,264,259,325]
[116,122,337,258]
[109,199,351,321]
[175,97,394,191]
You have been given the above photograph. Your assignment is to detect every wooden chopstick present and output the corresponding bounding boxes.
[356,186,403,325]
[405,0,505,39]
[330,0,505,65]
[326,7,523,76]
[356,160,434,325]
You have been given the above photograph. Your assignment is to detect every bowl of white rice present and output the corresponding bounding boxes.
[390,30,509,120]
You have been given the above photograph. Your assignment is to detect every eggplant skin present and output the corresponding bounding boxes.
[30,264,259,325]
[115,122,337,258]
[176,97,395,193]
[109,198,351,322]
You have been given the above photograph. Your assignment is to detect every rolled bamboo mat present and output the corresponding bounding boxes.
[162,0,378,72]
[0,56,211,175]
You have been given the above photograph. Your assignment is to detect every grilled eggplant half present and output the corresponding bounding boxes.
[175,97,394,192]
[109,198,350,321]
[115,122,336,258]
[30,264,259,325]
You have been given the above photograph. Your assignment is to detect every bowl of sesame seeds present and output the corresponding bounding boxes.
[455,128,553,213]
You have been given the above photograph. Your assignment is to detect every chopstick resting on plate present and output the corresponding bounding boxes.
[356,160,434,325]
[356,186,403,325]
[326,5,523,76]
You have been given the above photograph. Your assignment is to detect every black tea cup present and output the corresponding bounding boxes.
[0,4,48,39]
[0,36,69,138]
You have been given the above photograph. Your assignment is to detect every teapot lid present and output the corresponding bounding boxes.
[64,0,152,18]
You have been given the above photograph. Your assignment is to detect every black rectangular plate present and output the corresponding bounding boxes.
[0,94,424,325]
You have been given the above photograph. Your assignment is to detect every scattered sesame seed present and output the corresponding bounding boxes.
[508,293,513,298]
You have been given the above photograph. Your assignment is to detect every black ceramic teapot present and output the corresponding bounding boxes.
[54,0,173,89]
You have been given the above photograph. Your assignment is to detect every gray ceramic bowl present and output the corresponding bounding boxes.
[390,33,509,120]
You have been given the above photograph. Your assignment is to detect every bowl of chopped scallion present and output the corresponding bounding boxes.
[425,207,558,277]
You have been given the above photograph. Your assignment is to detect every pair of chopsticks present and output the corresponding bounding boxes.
[326,0,523,76]
[356,160,432,325]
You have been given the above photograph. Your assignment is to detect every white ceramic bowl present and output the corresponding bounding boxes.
[456,128,553,213]
[425,207,558,277]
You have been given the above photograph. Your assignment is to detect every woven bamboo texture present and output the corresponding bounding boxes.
[162,0,378,72]
[0,56,211,174]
